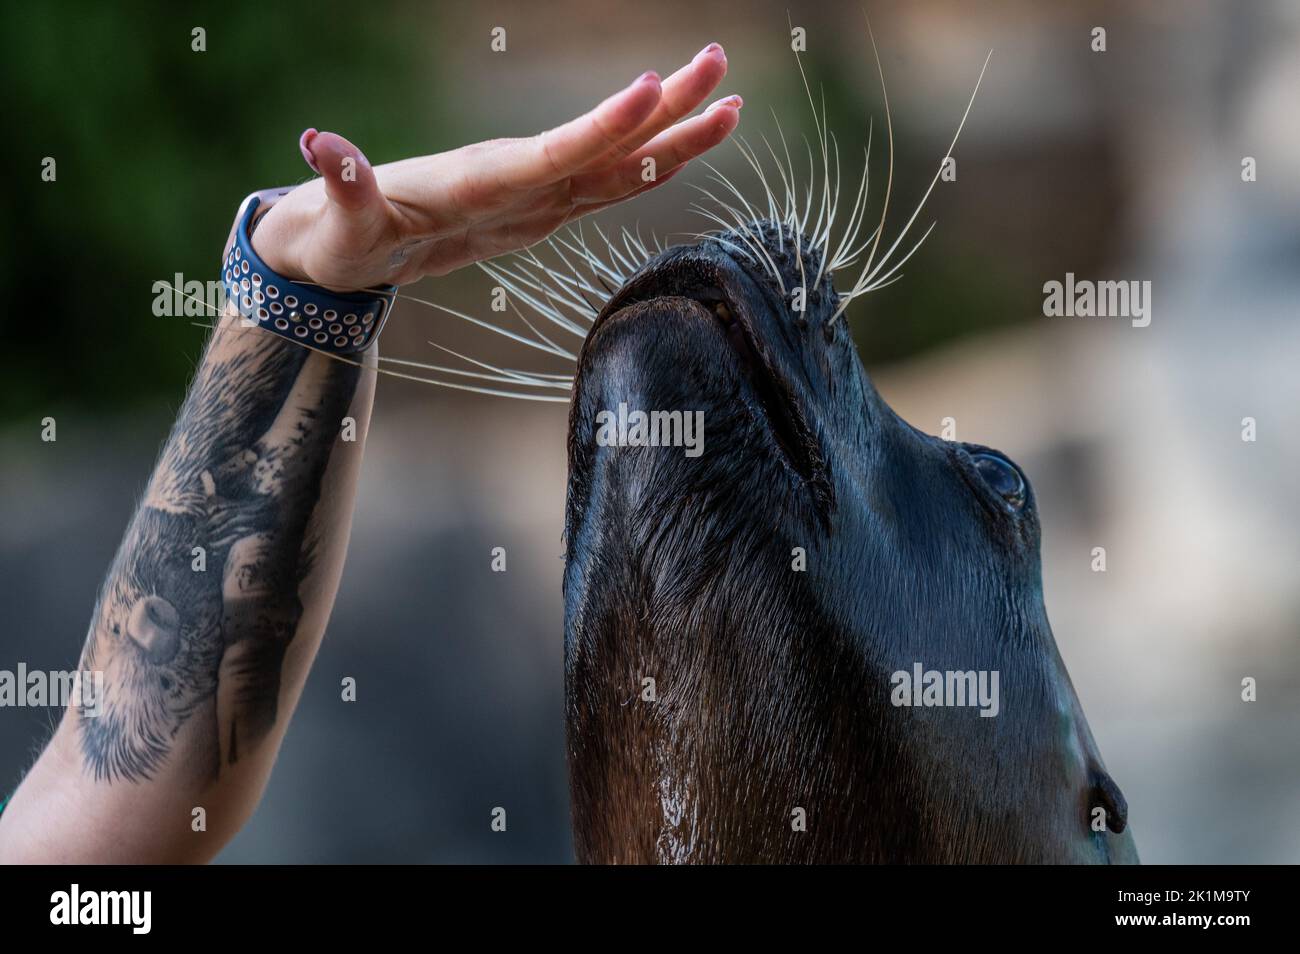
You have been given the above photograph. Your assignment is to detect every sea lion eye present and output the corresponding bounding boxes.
[971,453,1025,508]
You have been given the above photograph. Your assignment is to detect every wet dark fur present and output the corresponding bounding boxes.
[563,223,1138,864]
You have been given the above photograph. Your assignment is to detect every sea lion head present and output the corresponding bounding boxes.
[78,507,225,782]
[563,218,1138,864]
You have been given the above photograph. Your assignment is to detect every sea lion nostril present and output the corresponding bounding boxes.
[126,595,181,665]
[1088,769,1129,834]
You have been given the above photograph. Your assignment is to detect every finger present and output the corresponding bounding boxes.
[571,162,688,220]
[580,42,728,172]
[250,130,386,281]
[302,130,383,215]
[569,95,742,203]
[299,129,395,259]
[502,71,664,188]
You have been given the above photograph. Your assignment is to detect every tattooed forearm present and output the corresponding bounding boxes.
[77,316,362,784]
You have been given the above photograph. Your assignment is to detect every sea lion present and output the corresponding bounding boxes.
[561,219,1139,864]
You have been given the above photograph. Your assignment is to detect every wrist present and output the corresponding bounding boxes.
[222,189,395,354]
[248,201,312,284]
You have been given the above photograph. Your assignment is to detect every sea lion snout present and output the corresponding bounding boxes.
[126,595,180,664]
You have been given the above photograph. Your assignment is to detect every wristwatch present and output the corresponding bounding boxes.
[220,187,396,354]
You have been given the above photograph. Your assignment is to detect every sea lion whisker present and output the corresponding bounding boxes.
[824,127,844,249]
[681,225,783,288]
[189,312,570,399]
[420,341,573,389]
[798,134,817,236]
[786,141,811,302]
[758,133,796,252]
[755,121,807,288]
[829,221,883,273]
[687,201,760,254]
[733,138,777,234]
[622,225,649,263]
[633,220,664,258]
[590,221,651,286]
[533,250,602,319]
[542,240,613,316]
[821,98,842,239]
[804,92,832,273]
[547,232,623,295]
[688,183,784,281]
[688,198,786,293]
[385,376,570,402]
[556,221,615,284]
[501,253,597,320]
[831,33,992,323]
[735,137,782,237]
[813,126,843,288]
[590,221,639,277]
[819,89,836,254]
[699,161,768,239]
[770,109,800,227]
[510,247,601,319]
[620,227,651,274]
[476,261,590,336]
[789,24,829,244]
[865,271,907,293]
[485,263,581,355]
[368,365,569,400]
[378,352,571,390]
[569,221,629,286]
[504,296,571,359]
[829,134,873,272]
[547,232,623,296]
[184,284,572,401]
[830,17,896,325]
[392,291,575,359]
[698,145,801,289]
[636,222,658,258]
[859,221,936,294]
[850,51,989,294]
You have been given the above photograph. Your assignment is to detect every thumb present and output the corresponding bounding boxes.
[300,128,385,222]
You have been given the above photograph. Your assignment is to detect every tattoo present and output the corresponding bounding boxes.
[77,328,360,783]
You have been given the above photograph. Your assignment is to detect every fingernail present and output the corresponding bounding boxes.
[312,132,371,179]
[706,94,743,112]
[636,70,660,85]
[299,128,321,174]
[698,42,723,58]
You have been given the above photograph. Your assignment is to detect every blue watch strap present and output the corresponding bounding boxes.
[221,192,396,354]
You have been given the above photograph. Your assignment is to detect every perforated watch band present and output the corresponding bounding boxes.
[220,189,396,354]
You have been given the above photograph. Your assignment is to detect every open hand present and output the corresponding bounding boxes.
[251,43,739,290]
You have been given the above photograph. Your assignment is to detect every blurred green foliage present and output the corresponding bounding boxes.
[1,1,445,419]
